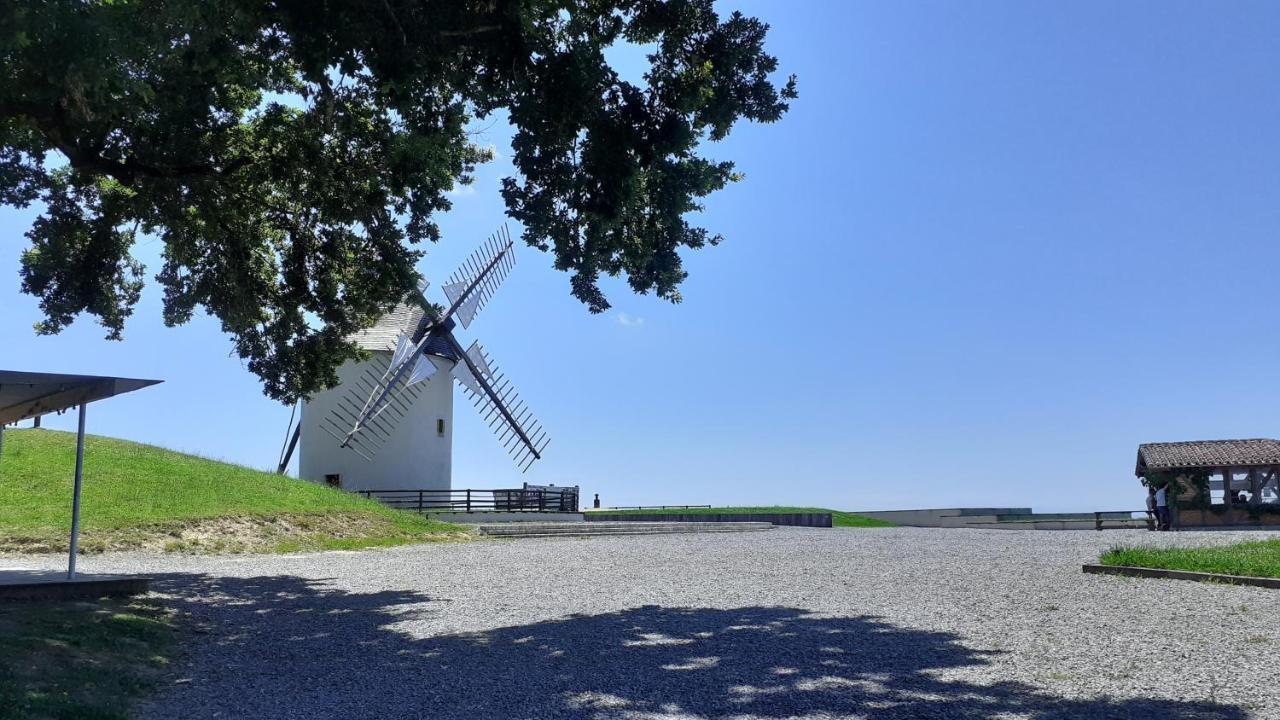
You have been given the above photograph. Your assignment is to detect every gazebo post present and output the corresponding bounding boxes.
[67,403,87,579]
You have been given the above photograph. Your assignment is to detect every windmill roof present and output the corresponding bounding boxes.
[348,304,425,352]
[420,334,459,361]
[1135,439,1280,475]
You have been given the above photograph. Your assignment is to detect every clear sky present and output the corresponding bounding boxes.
[3,1,1279,513]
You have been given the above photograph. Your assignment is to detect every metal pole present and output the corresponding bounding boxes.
[67,404,87,579]
[276,422,301,475]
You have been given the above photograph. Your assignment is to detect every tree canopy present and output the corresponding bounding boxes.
[1,0,795,401]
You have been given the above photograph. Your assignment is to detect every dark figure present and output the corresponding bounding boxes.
[1154,484,1171,531]
[1145,487,1157,531]
[593,493,601,509]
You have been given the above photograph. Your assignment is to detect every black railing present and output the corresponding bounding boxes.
[604,504,714,510]
[358,486,579,514]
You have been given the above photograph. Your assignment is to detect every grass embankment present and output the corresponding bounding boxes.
[1100,539,1280,579]
[0,597,177,720]
[0,429,468,553]
[599,506,896,528]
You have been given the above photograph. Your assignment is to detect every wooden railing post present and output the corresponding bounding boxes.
[418,490,423,514]
[466,489,472,512]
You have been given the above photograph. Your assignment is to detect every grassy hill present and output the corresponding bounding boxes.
[0,429,466,553]
[594,506,896,528]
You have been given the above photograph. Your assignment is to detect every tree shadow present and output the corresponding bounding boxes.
[140,573,1247,720]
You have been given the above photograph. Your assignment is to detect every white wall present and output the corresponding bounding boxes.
[299,354,453,492]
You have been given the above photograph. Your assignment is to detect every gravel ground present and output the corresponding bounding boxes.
[7,526,1280,719]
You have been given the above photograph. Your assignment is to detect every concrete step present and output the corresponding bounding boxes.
[428,512,585,524]
[962,519,1149,531]
[475,521,774,538]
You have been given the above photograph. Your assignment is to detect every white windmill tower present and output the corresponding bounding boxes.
[278,226,549,494]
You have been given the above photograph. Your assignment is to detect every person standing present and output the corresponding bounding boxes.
[1154,483,1171,531]
[1145,487,1157,531]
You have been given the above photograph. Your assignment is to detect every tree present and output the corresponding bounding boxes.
[1,0,795,402]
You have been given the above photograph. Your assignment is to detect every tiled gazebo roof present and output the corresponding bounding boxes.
[1135,439,1280,476]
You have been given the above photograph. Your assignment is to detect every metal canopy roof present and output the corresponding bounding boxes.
[0,370,161,424]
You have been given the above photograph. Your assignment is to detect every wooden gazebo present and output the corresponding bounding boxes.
[1135,439,1280,528]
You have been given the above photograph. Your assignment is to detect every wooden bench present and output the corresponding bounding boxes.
[1094,510,1155,531]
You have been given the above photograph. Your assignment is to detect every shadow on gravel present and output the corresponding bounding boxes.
[143,573,1247,720]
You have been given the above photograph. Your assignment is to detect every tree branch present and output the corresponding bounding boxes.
[2,103,249,182]
[438,25,503,38]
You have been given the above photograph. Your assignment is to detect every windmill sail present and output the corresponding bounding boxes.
[451,340,549,472]
[332,225,522,453]
[319,352,429,460]
[441,225,515,329]
[390,333,414,369]
[407,355,441,386]
[319,224,548,473]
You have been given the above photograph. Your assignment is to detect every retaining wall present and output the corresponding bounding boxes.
[852,508,1031,527]
[585,512,832,528]
[427,512,585,524]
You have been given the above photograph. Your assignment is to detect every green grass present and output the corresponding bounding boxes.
[0,596,177,720]
[595,506,896,528]
[0,428,467,553]
[1100,539,1280,579]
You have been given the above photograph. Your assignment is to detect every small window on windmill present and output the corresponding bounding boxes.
[437,419,446,436]
[324,474,341,488]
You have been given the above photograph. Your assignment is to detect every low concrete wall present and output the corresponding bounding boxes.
[853,508,1031,527]
[0,571,150,601]
[586,513,832,528]
[427,512,585,524]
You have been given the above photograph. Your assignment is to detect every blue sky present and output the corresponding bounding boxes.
[4,1,1279,512]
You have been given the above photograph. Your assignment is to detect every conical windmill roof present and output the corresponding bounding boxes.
[347,303,459,362]
[348,304,424,352]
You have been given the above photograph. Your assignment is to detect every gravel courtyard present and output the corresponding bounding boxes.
[10,527,1280,719]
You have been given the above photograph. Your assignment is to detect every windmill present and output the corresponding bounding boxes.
[276,225,549,477]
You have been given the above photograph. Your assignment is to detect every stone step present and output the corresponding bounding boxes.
[964,520,1098,530]
[475,521,774,538]
[483,525,773,535]
[962,518,1150,530]
[477,522,775,535]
